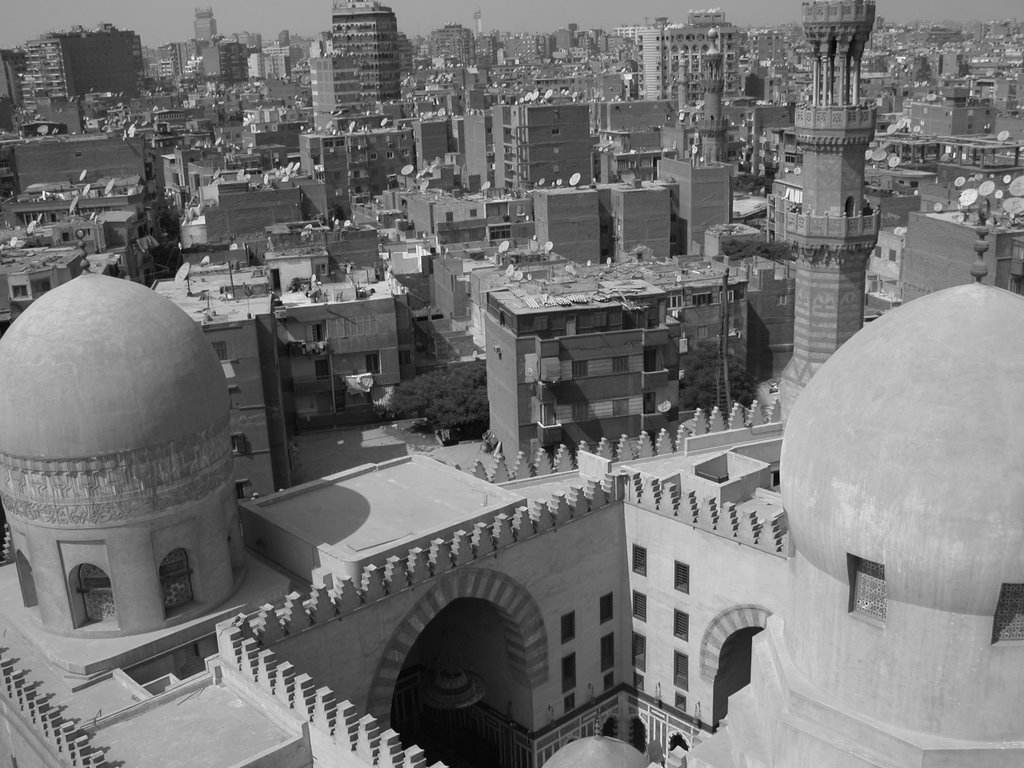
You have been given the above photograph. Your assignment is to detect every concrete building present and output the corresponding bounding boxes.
[309,55,361,128]
[905,87,997,136]
[331,1,401,103]
[773,0,880,415]
[430,24,474,67]
[493,102,593,193]
[194,7,218,42]
[21,24,143,109]
[639,12,741,103]
[659,158,732,256]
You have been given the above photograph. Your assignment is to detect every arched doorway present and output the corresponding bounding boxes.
[73,563,116,625]
[712,627,763,727]
[390,597,526,768]
[15,551,37,608]
[159,548,193,614]
[669,732,689,752]
[601,716,618,737]
[845,195,856,217]
[629,717,646,753]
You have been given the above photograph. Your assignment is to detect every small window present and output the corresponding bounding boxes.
[674,561,690,593]
[850,555,887,622]
[561,611,576,643]
[603,671,614,691]
[564,693,575,713]
[572,401,589,421]
[632,632,646,671]
[600,632,614,671]
[992,583,1024,642]
[562,653,576,692]
[612,356,629,373]
[674,609,689,641]
[612,398,629,417]
[211,340,229,360]
[674,651,689,690]
[600,593,613,623]
[235,481,248,499]
[399,350,412,366]
[365,353,381,374]
[445,211,454,222]
[674,692,687,711]
[314,358,330,379]
[633,590,647,622]
[230,433,248,455]
[11,285,27,298]
[571,359,588,378]
[552,127,561,135]
[632,544,647,576]
[634,671,644,690]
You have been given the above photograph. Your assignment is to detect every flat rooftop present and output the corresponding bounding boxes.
[154,264,273,324]
[252,455,524,561]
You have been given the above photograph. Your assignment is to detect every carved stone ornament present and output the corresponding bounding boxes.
[0,417,232,526]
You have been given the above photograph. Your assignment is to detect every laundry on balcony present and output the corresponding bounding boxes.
[345,373,375,394]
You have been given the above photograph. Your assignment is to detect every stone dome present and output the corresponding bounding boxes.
[782,282,1024,614]
[542,736,649,768]
[0,273,229,460]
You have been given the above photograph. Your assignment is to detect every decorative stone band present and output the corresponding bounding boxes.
[0,417,232,526]
[793,241,876,268]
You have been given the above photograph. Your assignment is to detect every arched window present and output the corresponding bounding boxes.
[669,732,689,751]
[16,551,37,608]
[159,548,193,610]
[601,715,618,737]
[629,716,646,753]
[78,564,115,622]
[845,196,856,217]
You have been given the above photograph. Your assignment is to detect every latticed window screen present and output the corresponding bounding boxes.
[159,548,193,609]
[632,632,646,671]
[674,561,690,593]
[853,557,886,621]
[992,583,1024,642]
[79,564,115,621]
[674,651,689,691]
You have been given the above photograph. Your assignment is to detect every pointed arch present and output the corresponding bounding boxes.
[365,566,549,723]
[700,604,771,681]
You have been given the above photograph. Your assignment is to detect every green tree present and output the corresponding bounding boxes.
[680,342,757,412]
[391,360,490,437]
[720,237,793,262]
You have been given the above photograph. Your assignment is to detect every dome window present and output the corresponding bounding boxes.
[849,555,886,622]
[159,548,194,611]
[77,563,116,623]
[992,584,1024,643]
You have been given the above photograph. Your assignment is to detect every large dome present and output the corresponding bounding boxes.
[0,274,229,460]
[542,736,649,768]
[782,282,1024,614]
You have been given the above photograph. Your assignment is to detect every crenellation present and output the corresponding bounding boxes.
[656,427,676,456]
[616,433,634,462]
[533,447,553,475]
[554,444,574,472]
[491,453,511,483]
[514,451,532,480]
[637,430,655,458]
[357,713,380,762]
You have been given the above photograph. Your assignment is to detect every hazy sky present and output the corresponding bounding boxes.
[0,0,1020,48]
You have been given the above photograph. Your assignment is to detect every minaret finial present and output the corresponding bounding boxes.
[971,226,989,283]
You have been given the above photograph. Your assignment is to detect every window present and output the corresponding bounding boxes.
[604,671,614,691]
[30,279,51,294]
[469,208,478,217]
[850,555,887,621]
[632,545,647,576]
[230,433,248,455]
[613,398,629,417]
[369,152,378,160]
[235,481,249,499]
[571,359,588,378]
[600,593,613,623]
[634,671,644,690]
[314,358,330,379]
[365,353,381,374]
[674,693,687,711]
[307,322,325,342]
[993,584,1024,642]
[674,609,689,641]
[777,294,790,306]
[158,548,193,610]
[77,564,115,623]
[674,561,690,593]
[692,292,711,307]
[572,401,590,421]
[613,356,629,373]
[600,633,614,671]
[562,653,576,692]
[696,325,709,340]
[674,651,689,690]
[445,211,454,222]
[561,611,576,643]
[643,348,659,372]
[564,693,575,712]
[208,340,228,360]
[632,632,646,671]
[633,590,647,621]
[11,284,27,298]
[552,127,561,135]
[399,350,412,366]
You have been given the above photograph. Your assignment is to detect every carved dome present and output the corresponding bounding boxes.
[542,736,649,768]
[0,274,232,527]
[782,282,1024,613]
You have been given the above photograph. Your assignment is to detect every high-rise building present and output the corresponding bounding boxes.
[194,7,218,42]
[772,0,879,414]
[493,102,592,193]
[309,55,361,128]
[639,11,740,103]
[430,23,474,67]
[21,24,143,109]
[330,1,400,104]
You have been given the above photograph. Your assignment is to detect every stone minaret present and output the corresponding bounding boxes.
[698,27,726,164]
[779,0,879,416]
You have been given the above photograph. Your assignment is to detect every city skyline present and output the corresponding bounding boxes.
[1,0,1021,48]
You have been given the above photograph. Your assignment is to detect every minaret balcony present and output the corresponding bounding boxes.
[782,208,879,244]
[795,104,876,140]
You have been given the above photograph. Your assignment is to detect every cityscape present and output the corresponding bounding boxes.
[0,1,1022,767]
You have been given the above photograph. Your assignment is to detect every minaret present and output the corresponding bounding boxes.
[698,27,726,164]
[779,0,878,416]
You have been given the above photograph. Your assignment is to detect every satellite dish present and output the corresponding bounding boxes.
[959,188,978,207]
[887,155,901,168]
[498,240,510,254]
[68,197,78,214]
[894,226,907,236]
[348,120,357,132]
[864,149,873,160]
[544,88,554,100]
[621,171,636,184]
[1003,175,1013,184]
[537,177,546,187]
[569,172,581,187]
[979,180,996,197]
[526,273,533,281]
[657,400,672,413]
[565,263,577,276]
[505,264,515,278]
[79,169,88,181]
[380,117,389,128]
[215,136,223,146]
[544,241,554,253]
[26,220,36,235]
[794,166,802,175]
[419,180,429,193]
[200,255,211,265]
[513,270,524,281]
[871,148,887,162]
[886,123,898,135]
[586,260,592,267]
[998,130,1011,142]
[954,176,966,188]
[344,219,352,228]
[8,237,19,248]
[954,212,965,223]
[229,242,240,251]
[556,179,563,186]
[438,107,447,118]
[940,153,950,162]
[1009,176,1024,197]
[128,123,137,138]
[933,202,944,212]
[1003,197,1024,215]
[481,180,492,191]
[926,93,938,102]
[400,164,414,176]
[995,190,1004,199]
[912,125,922,134]
[175,262,191,282]
[82,183,91,197]
[38,124,49,135]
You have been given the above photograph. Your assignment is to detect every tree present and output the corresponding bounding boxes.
[732,173,767,195]
[680,342,757,413]
[391,360,490,437]
[720,237,793,262]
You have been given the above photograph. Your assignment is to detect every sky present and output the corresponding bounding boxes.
[0,0,1020,48]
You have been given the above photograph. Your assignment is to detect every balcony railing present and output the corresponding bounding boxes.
[794,105,876,132]
[537,422,563,445]
[783,209,880,241]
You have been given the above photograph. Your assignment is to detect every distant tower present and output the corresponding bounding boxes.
[698,27,726,164]
[778,0,878,416]
[473,8,483,35]
[331,1,400,103]
[194,7,217,42]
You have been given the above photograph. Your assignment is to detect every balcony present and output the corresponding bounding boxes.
[641,368,669,389]
[535,380,558,403]
[794,105,876,141]
[782,209,879,245]
[293,378,333,395]
[537,422,563,446]
[640,412,669,433]
[640,327,669,347]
